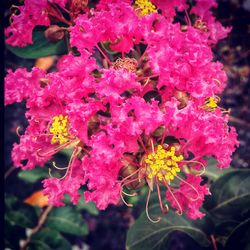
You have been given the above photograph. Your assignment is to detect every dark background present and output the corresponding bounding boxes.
[4,0,250,249]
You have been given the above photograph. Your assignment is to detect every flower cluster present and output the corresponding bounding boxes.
[5,0,238,220]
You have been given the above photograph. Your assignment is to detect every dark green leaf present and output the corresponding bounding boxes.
[28,228,71,250]
[6,28,68,59]
[18,167,49,183]
[204,170,250,221]
[225,219,250,250]
[204,158,235,181]
[76,196,99,216]
[126,204,214,250]
[214,220,240,237]
[45,206,88,236]
[5,194,38,228]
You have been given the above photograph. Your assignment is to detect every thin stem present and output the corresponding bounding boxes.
[21,205,53,250]
[136,74,159,81]
[210,235,218,250]
[184,9,191,26]
[161,126,167,146]
[50,3,73,26]
[138,135,147,153]
[96,44,112,65]
[137,46,148,65]
[4,166,16,180]
[150,138,155,154]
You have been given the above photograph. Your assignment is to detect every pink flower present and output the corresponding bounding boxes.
[191,0,231,43]
[166,175,210,219]
[4,68,46,105]
[70,2,142,54]
[43,159,84,206]
[152,0,188,20]
[5,0,239,219]
[5,0,50,47]
[82,132,124,209]
[111,96,165,136]
[96,68,141,106]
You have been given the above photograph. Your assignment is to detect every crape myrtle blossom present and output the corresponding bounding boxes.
[5,0,239,221]
[5,0,71,47]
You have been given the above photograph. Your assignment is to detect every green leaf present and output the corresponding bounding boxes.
[28,228,71,250]
[225,219,250,250]
[18,167,49,183]
[204,158,235,181]
[126,204,214,250]
[6,28,68,59]
[45,206,88,236]
[214,220,240,237]
[76,196,99,216]
[5,194,38,228]
[204,170,250,221]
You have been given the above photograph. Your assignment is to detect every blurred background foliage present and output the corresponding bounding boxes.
[4,0,250,249]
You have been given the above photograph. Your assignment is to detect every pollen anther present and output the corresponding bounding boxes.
[49,114,70,145]
[135,0,157,16]
[145,145,183,182]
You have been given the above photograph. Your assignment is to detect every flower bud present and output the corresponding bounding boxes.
[174,90,190,109]
[45,25,65,43]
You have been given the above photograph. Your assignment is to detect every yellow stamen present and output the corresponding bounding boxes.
[49,114,70,145]
[135,0,157,16]
[145,145,183,182]
[204,97,218,111]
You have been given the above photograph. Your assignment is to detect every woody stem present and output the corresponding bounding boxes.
[21,205,53,250]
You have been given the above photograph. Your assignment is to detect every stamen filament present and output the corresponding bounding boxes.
[122,190,138,197]
[16,126,21,137]
[181,160,206,176]
[156,179,169,214]
[175,175,200,201]
[146,189,161,223]
[164,180,183,216]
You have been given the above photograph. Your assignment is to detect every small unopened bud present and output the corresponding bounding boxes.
[45,25,66,43]
[174,90,190,109]
[39,78,50,87]
[120,155,146,190]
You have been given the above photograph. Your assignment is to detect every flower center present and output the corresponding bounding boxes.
[135,0,157,16]
[49,114,70,144]
[145,145,183,181]
[194,19,209,32]
[204,97,218,110]
[113,57,138,72]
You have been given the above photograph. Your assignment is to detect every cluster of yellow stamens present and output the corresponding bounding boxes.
[204,97,218,111]
[135,0,157,16]
[145,145,183,181]
[49,115,70,145]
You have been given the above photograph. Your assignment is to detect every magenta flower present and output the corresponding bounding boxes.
[5,0,238,220]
